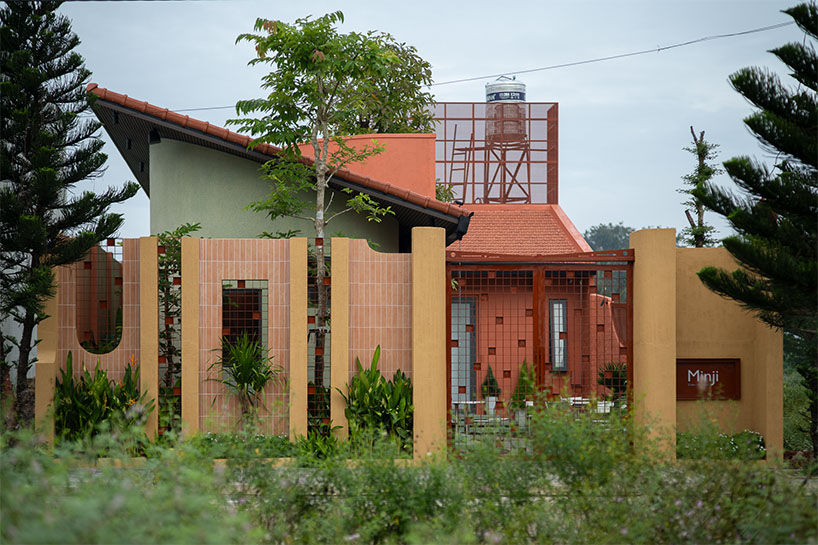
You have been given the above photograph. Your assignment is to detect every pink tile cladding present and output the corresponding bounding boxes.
[56,238,141,381]
[348,239,412,382]
[198,238,290,435]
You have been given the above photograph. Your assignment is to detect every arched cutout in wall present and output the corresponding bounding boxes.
[76,239,123,354]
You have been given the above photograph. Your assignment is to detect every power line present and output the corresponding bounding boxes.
[432,21,795,86]
[80,20,795,116]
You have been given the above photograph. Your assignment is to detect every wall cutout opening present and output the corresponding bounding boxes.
[76,239,123,354]
[222,280,268,355]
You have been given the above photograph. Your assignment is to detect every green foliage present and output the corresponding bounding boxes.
[510,360,536,410]
[0,1,139,421]
[208,332,281,426]
[526,401,635,488]
[596,361,628,400]
[54,352,154,443]
[679,126,720,247]
[4,402,818,545]
[334,38,435,135]
[1,430,262,544]
[435,182,456,203]
[340,346,414,453]
[677,430,766,460]
[186,431,294,459]
[692,2,818,458]
[224,401,817,544]
[307,381,331,435]
[230,12,423,394]
[229,11,434,148]
[480,364,501,398]
[155,222,200,433]
[295,422,342,461]
[784,365,811,451]
[582,222,635,251]
[230,11,416,234]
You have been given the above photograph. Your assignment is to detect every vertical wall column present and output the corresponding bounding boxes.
[139,237,159,439]
[180,237,199,437]
[630,229,677,456]
[34,286,59,442]
[412,227,447,460]
[330,237,350,439]
[289,238,308,439]
[755,320,784,462]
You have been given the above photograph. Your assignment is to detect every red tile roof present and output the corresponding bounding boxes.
[86,83,470,219]
[447,204,592,256]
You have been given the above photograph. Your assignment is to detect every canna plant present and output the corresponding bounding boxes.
[340,345,414,453]
[54,352,154,442]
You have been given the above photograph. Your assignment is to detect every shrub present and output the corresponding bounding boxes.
[677,430,766,460]
[1,430,261,544]
[480,364,501,398]
[54,352,154,442]
[186,431,294,459]
[510,360,536,411]
[340,346,413,454]
[784,366,811,452]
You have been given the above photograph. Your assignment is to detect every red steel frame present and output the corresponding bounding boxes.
[433,102,559,205]
[446,249,634,433]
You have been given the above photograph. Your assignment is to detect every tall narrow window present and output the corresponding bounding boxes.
[222,280,267,356]
[549,299,567,370]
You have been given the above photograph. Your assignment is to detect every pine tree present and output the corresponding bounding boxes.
[679,126,719,247]
[0,1,139,426]
[692,2,818,456]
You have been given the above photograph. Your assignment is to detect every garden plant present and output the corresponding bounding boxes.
[4,398,816,544]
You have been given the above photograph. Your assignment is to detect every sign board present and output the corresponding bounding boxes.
[486,91,526,102]
[676,358,740,400]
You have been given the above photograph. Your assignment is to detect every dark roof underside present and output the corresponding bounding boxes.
[92,99,468,245]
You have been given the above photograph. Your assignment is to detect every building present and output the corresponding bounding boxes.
[34,82,783,460]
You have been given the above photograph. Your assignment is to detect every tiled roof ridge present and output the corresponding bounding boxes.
[448,206,590,256]
[87,83,470,219]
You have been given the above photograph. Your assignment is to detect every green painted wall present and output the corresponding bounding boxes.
[149,139,399,251]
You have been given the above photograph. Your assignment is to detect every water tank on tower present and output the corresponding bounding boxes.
[485,76,527,144]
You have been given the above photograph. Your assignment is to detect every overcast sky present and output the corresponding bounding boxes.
[60,0,803,241]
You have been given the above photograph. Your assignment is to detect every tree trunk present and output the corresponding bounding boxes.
[312,118,330,396]
[14,309,36,426]
[0,336,14,429]
[809,346,818,460]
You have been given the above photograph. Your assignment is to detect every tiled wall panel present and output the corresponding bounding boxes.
[57,239,141,380]
[348,240,412,381]
[198,238,290,435]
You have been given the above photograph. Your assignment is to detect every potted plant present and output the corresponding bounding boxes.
[208,331,281,429]
[480,365,501,416]
[596,361,627,406]
[510,360,536,427]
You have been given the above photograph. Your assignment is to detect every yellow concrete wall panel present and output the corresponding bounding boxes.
[411,227,447,460]
[289,238,308,440]
[330,237,350,439]
[181,237,200,437]
[139,237,159,439]
[630,229,677,454]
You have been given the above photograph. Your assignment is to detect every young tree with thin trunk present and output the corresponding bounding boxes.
[680,126,719,248]
[0,1,139,426]
[693,2,817,457]
[229,12,434,394]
